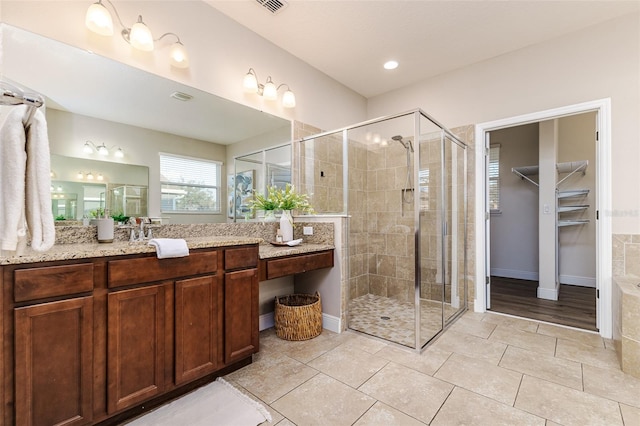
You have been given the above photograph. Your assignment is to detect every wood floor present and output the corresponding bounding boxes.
[488,276,597,331]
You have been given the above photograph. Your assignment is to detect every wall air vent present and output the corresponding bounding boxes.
[255,0,288,15]
[170,91,193,102]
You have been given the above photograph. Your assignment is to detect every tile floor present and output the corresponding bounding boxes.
[224,311,640,425]
[348,294,460,348]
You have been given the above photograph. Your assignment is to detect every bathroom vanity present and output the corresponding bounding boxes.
[0,237,334,426]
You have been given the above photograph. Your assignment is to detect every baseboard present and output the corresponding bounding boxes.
[259,312,342,333]
[559,274,596,288]
[259,313,274,331]
[491,268,539,281]
[322,313,341,333]
[537,286,559,301]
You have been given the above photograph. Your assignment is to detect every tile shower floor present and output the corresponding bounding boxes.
[220,311,639,425]
[348,294,460,347]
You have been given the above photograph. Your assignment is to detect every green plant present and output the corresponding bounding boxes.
[249,183,313,214]
[89,208,105,218]
[111,213,129,223]
[55,214,66,221]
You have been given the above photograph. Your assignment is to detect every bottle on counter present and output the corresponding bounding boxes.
[276,229,283,243]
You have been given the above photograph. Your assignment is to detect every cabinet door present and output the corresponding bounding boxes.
[107,284,168,414]
[175,275,222,385]
[15,297,93,426]
[224,269,259,363]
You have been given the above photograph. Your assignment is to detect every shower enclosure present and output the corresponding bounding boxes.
[295,110,467,351]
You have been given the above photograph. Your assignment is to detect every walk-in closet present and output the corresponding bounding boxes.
[488,112,597,330]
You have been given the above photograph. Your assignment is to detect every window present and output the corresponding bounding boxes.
[488,145,500,212]
[159,153,221,214]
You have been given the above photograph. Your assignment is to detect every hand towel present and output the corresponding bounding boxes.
[0,105,27,253]
[148,238,189,259]
[286,238,303,246]
[24,106,55,252]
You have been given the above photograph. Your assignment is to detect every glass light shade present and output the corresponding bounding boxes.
[243,71,258,93]
[114,147,124,158]
[87,172,94,180]
[282,89,296,108]
[77,172,84,179]
[83,142,94,154]
[169,42,189,68]
[85,1,113,36]
[129,17,154,51]
[97,144,109,156]
[97,174,104,181]
[263,80,278,101]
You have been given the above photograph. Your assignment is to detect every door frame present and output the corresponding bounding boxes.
[474,98,612,338]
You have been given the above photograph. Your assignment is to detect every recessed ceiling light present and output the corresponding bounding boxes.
[384,60,399,70]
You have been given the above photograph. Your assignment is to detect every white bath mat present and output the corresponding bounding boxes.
[126,377,271,426]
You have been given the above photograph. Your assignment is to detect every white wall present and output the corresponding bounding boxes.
[0,1,367,134]
[368,12,640,234]
[489,124,539,280]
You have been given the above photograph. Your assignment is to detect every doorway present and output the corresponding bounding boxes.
[474,99,612,338]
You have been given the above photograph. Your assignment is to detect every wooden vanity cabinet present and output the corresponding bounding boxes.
[3,243,260,426]
[7,262,96,426]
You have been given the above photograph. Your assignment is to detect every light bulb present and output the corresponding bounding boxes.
[77,172,84,179]
[87,172,94,180]
[97,144,109,156]
[243,71,258,93]
[83,142,94,154]
[282,89,296,108]
[85,1,113,36]
[114,147,124,158]
[97,173,104,181]
[129,16,154,51]
[263,78,277,101]
[169,42,189,68]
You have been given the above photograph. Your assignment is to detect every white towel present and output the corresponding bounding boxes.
[0,105,54,255]
[148,238,189,259]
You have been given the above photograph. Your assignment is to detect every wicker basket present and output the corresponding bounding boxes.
[274,292,322,341]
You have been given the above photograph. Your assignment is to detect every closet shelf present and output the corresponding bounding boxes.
[512,165,539,187]
[557,160,588,186]
[558,219,590,227]
[557,205,589,213]
[557,189,589,199]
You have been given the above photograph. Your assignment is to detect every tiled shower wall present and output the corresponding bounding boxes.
[613,234,640,277]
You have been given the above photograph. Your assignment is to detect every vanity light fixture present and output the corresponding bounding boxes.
[243,68,296,108]
[83,141,125,158]
[85,0,189,68]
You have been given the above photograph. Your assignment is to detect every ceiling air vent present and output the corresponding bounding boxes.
[255,0,288,15]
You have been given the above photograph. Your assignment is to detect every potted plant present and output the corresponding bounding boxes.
[248,186,281,222]
[250,184,313,241]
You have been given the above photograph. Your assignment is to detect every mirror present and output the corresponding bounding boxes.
[50,155,149,220]
[1,24,292,224]
[233,144,292,220]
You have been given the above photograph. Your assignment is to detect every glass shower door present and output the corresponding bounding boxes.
[443,134,467,324]
[418,119,445,348]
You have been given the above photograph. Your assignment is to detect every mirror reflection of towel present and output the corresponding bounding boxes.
[148,238,189,259]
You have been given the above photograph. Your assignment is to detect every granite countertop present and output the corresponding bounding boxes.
[258,242,335,260]
[0,237,335,266]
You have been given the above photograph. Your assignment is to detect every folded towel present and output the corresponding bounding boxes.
[148,238,189,259]
[286,238,303,246]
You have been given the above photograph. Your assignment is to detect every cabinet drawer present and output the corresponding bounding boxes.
[108,251,218,288]
[14,263,94,302]
[224,246,258,270]
[265,250,334,280]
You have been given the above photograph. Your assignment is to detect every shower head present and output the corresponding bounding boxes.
[391,135,414,152]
